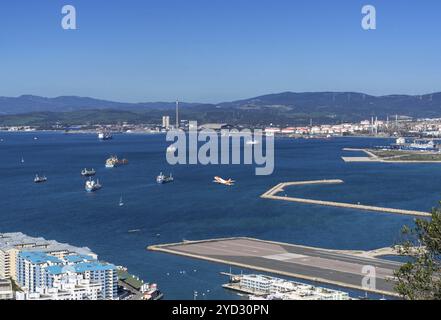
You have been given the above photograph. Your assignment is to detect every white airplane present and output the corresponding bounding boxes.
[213,176,235,186]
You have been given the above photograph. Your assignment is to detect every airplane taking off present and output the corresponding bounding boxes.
[213,176,235,186]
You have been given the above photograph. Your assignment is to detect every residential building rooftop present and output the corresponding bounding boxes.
[0,232,96,257]
[74,262,116,273]
[19,251,62,265]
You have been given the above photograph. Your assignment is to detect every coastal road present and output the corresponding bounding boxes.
[149,238,402,296]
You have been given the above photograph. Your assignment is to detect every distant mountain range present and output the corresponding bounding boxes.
[0,95,199,114]
[1,92,441,126]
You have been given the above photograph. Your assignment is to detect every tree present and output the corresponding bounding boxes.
[394,209,441,300]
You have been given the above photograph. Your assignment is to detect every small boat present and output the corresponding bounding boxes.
[246,139,259,145]
[358,292,369,300]
[85,178,102,192]
[166,146,177,153]
[34,175,47,183]
[156,172,174,184]
[81,168,96,177]
[98,132,112,140]
[21,157,25,164]
[119,195,124,207]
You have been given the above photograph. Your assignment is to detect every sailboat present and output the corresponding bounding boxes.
[119,195,124,207]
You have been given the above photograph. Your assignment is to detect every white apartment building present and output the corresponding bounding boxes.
[16,273,102,300]
[0,232,96,280]
[16,251,118,300]
[16,251,62,292]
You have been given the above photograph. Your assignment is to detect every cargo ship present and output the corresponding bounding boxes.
[105,156,128,168]
[81,168,96,177]
[105,156,117,168]
[156,172,174,184]
[85,178,102,192]
[34,175,47,183]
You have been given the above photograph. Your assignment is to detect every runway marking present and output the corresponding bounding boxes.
[217,240,288,254]
[218,240,400,268]
[176,239,401,269]
[263,253,307,260]
[175,241,394,279]
[176,242,270,257]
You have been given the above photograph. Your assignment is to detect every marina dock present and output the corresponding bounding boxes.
[148,237,402,296]
[261,180,431,217]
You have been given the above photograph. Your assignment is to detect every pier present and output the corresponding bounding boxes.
[261,180,431,217]
[148,237,402,296]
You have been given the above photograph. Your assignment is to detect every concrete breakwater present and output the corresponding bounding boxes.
[342,148,441,163]
[261,180,431,217]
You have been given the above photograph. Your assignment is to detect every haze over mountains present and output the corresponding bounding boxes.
[1,92,441,126]
[0,95,198,114]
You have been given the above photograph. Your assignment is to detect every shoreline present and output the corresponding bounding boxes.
[343,148,441,163]
[0,130,397,139]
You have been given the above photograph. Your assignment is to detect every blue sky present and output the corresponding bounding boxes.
[0,0,440,102]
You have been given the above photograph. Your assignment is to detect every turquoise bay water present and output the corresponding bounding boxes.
[0,132,438,299]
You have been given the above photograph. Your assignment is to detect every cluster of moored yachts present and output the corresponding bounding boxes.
[32,155,175,194]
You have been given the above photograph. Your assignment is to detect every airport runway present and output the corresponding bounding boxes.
[149,237,402,296]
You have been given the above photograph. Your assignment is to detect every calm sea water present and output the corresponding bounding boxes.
[0,132,438,299]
